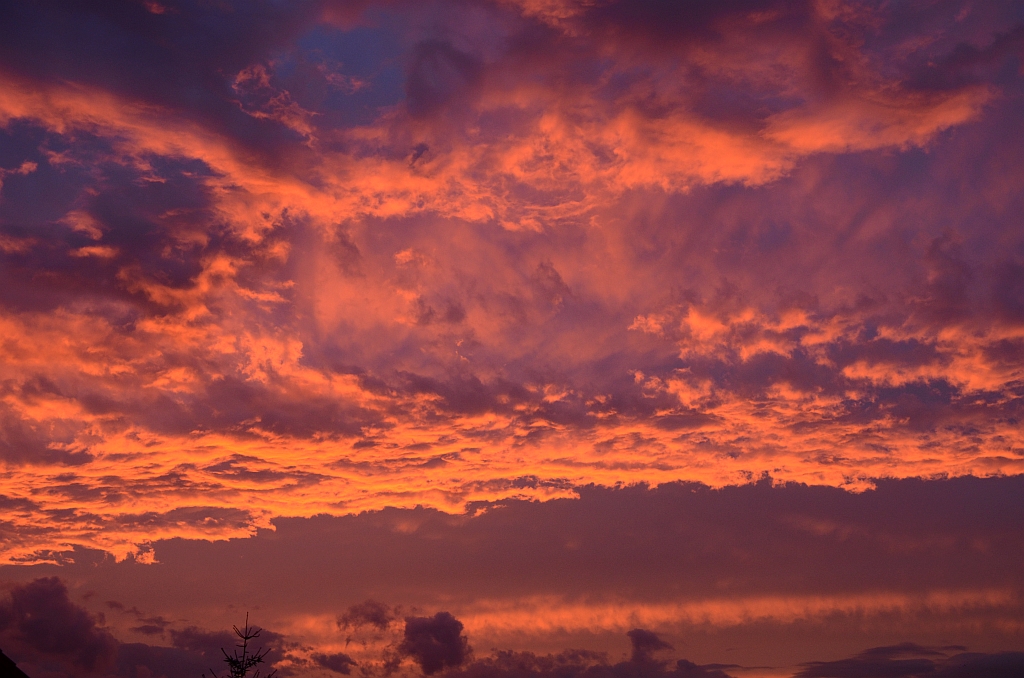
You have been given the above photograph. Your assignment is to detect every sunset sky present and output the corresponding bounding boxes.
[0,1,1023,677]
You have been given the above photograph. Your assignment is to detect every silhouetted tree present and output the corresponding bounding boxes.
[204,614,276,678]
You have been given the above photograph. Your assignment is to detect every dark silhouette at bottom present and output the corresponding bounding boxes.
[0,648,31,678]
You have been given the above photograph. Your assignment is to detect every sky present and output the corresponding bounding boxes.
[0,0,1022,676]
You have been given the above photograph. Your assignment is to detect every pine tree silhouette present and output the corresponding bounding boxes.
[204,613,277,678]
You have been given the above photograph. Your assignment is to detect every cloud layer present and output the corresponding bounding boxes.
[1,477,1021,674]
[0,1,1022,563]
[2,571,1022,678]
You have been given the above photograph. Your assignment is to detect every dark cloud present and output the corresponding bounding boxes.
[445,631,735,678]
[339,599,397,631]
[795,643,1024,678]
[0,577,117,672]
[397,372,530,417]
[627,629,672,663]
[130,623,166,636]
[0,406,92,466]
[0,132,223,316]
[406,40,484,119]
[0,0,353,160]
[22,475,1019,623]
[993,260,1024,323]
[400,612,471,675]
[910,23,1024,91]
[532,261,573,309]
[314,651,359,674]
[109,506,256,534]
[579,0,807,48]
[114,642,209,678]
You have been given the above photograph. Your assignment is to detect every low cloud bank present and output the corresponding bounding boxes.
[2,583,1023,678]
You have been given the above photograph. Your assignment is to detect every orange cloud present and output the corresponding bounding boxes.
[0,0,1022,565]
